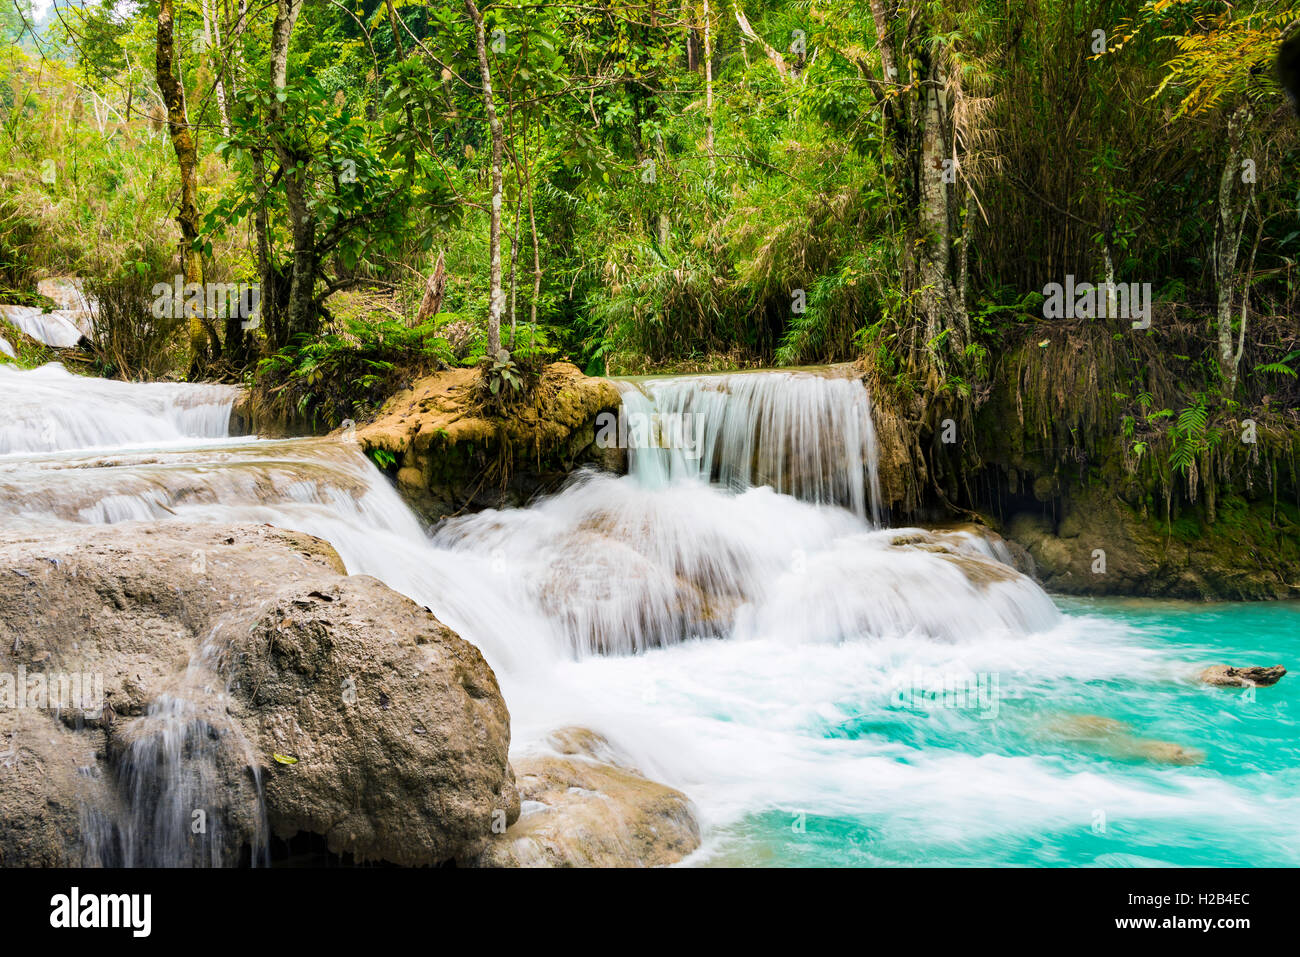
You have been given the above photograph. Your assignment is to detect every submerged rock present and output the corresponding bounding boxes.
[1040,714,1205,766]
[472,727,700,868]
[0,522,517,866]
[890,525,1034,588]
[1199,665,1287,688]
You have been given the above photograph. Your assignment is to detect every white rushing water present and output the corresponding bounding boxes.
[8,361,1279,866]
[0,363,239,456]
[0,305,85,349]
[615,370,883,521]
[0,278,96,349]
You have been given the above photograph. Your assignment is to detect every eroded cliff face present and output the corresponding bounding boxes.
[353,361,623,521]
[0,523,518,866]
[1005,485,1300,600]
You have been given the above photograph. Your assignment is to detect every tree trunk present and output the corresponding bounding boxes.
[156,0,217,374]
[201,0,231,137]
[382,0,407,58]
[732,1,790,78]
[243,0,277,349]
[221,0,253,366]
[269,0,314,346]
[520,111,542,336]
[251,148,276,343]
[509,210,522,348]
[918,59,960,357]
[1213,103,1252,391]
[866,0,897,83]
[703,0,714,164]
[466,0,505,357]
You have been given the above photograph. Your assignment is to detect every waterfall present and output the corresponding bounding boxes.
[0,363,239,456]
[0,305,86,349]
[432,370,1052,655]
[112,692,268,868]
[615,369,883,522]
[0,362,1071,866]
[0,278,95,349]
[1,363,1056,664]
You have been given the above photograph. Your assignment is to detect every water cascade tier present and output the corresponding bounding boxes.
[615,369,882,521]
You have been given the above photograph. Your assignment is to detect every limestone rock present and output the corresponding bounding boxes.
[1004,485,1300,601]
[1040,714,1205,766]
[1199,665,1286,688]
[473,727,700,867]
[0,522,516,866]
[355,362,622,520]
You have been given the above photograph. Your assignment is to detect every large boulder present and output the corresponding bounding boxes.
[0,522,517,866]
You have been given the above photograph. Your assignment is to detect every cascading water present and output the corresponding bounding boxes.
[2,361,1298,867]
[113,689,268,868]
[0,306,85,349]
[614,369,882,521]
[0,363,239,455]
[0,278,95,350]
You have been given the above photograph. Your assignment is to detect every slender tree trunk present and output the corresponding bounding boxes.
[269,0,314,346]
[382,0,407,58]
[1236,195,1262,380]
[466,0,505,357]
[509,212,521,348]
[156,0,217,374]
[944,60,971,347]
[519,110,542,334]
[703,0,714,165]
[528,194,542,332]
[251,147,275,341]
[918,59,958,356]
[1213,103,1252,391]
[220,0,252,364]
[201,0,231,137]
[867,0,897,82]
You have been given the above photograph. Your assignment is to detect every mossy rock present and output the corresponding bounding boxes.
[354,362,623,521]
[1005,483,1300,600]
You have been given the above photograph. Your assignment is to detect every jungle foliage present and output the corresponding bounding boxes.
[1,0,1298,487]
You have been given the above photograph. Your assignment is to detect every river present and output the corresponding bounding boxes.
[2,360,1297,866]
